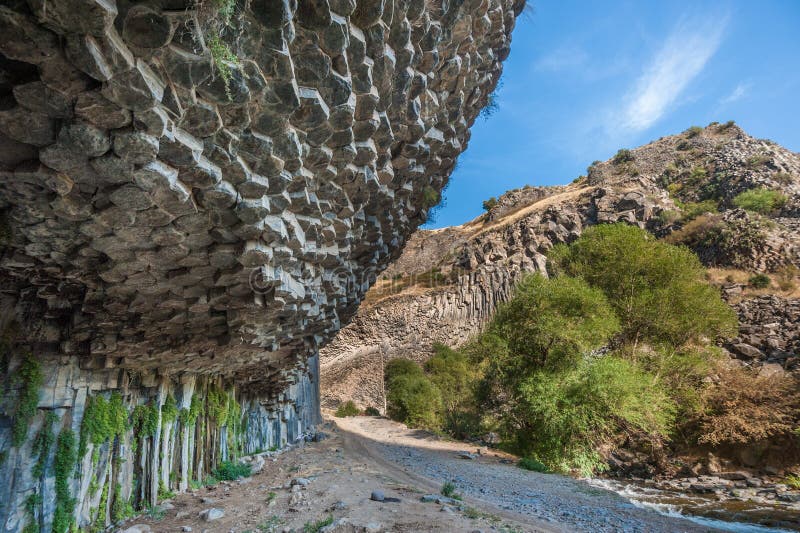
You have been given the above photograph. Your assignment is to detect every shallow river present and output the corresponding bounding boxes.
[587,478,800,532]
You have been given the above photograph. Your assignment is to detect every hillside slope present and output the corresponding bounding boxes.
[321,123,800,410]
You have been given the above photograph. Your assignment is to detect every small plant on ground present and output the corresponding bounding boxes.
[203,475,219,486]
[334,400,361,417]
[785,474,800,490]
[213,460,251,481]
[257,515,284,532]
[303,515,334,533]
[733,188,787,214]
[748,274,771,289]
[518,457,549,472]
[441,481,462,499]
[364,406,381,416]
[145,505,165,521]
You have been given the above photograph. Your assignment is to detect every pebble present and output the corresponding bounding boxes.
[200,497,216,504]
[370,490,385,502]
[199,508,225,521]
[182,528,192,532]
[291,477,311,487]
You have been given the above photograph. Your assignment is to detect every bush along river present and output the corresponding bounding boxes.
[587,475,800,532]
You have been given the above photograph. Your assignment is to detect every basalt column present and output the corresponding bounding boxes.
[0,0,523,530]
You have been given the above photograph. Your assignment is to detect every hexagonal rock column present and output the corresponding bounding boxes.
[0,0,523,530]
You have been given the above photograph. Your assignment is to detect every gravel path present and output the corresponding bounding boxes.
[337,416,715,533]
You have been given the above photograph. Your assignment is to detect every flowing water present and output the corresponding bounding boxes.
[587,478,800,532]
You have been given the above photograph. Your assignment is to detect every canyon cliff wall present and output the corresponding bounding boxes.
[321,124,800,409]
[0,0,523,530]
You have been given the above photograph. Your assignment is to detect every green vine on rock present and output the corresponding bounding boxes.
[32,411,57,478]
[12,353,43,447]
[132,402,159,437]
[53,428,77,533]
[161,394,178,425]
[79,392,128,458]
[179,393,204,426]
[207,386,229,426]
[207,35,239,101]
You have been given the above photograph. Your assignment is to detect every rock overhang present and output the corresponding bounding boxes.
[0,0,524,387]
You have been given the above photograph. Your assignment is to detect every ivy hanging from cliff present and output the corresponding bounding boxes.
[79,392,128,458]
[31,411,57,478]
[12,353,43,447]
[53,427,77,533]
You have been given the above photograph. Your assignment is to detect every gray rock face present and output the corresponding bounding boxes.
[0,0,520,384]
[0,0,523,530]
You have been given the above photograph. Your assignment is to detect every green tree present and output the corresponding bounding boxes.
[488,274,620,372]
[386,373,443,429]
[515,356,675,475]
[425,343,479,437]
[385,358,423,383]
[550,223,737,346]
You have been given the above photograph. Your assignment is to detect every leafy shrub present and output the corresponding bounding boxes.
[657,209,682,225]
[385,358,423,383]
[213,460,252,481]
[733,188,787,214]
[746,154,770,169]
[687,166,708,184]
[785,475,800,490]
[551,224,737,346]
[425,344,480,437]
[717,120,736,131]
[514,356,675,475]
[482,197,498,212]
[364,406,381,416]
[685,126,703,138]
[386,373,442,429]
[422,185,440,209]
[518,457,549,472]
[612,149,634,165]
[679,200,718,221]
[698,364,799,446]
[334,401,361,417]
[748,273,771,289]
[488,274,620,372]
[773,172,794,185]
[776,265,799,291]
[676,140,692,151]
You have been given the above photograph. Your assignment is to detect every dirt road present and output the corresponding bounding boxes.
[126,415,713,532]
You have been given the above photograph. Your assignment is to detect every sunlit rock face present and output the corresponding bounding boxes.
[0,0,522,529]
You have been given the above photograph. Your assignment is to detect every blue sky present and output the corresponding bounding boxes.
[426,0,800,228]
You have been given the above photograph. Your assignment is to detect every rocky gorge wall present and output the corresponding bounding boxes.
[0,0,524,530]
[321,124,800,409]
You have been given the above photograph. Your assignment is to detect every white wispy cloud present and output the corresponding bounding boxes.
[720,81,752,105]
[616,14,729,133]
[535,45,589,72]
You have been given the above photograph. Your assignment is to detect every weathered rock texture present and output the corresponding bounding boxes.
[0,0,523,530]
[321,124,800,409]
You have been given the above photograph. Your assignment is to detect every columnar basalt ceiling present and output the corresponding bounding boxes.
[0,0,523,388]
